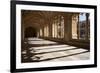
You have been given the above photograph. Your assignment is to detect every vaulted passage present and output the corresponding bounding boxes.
[25,27,37,38]
[21,10,90,63]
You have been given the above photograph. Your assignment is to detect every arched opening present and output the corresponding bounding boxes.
[25,27,37,38]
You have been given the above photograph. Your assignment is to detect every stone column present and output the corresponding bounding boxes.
[64,14,72,41]
[85,13,89,40]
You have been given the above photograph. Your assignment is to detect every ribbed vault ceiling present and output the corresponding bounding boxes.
[21,10,64,28]
[21,10,79,28]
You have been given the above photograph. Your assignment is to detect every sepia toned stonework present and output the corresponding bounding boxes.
[21,10,90,63]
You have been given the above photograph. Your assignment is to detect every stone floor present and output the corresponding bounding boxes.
[21,38,90,63]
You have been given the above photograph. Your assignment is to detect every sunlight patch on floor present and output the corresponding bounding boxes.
[22,38,90,62]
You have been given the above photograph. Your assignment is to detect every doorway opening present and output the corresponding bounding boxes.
[25,27,37,38]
